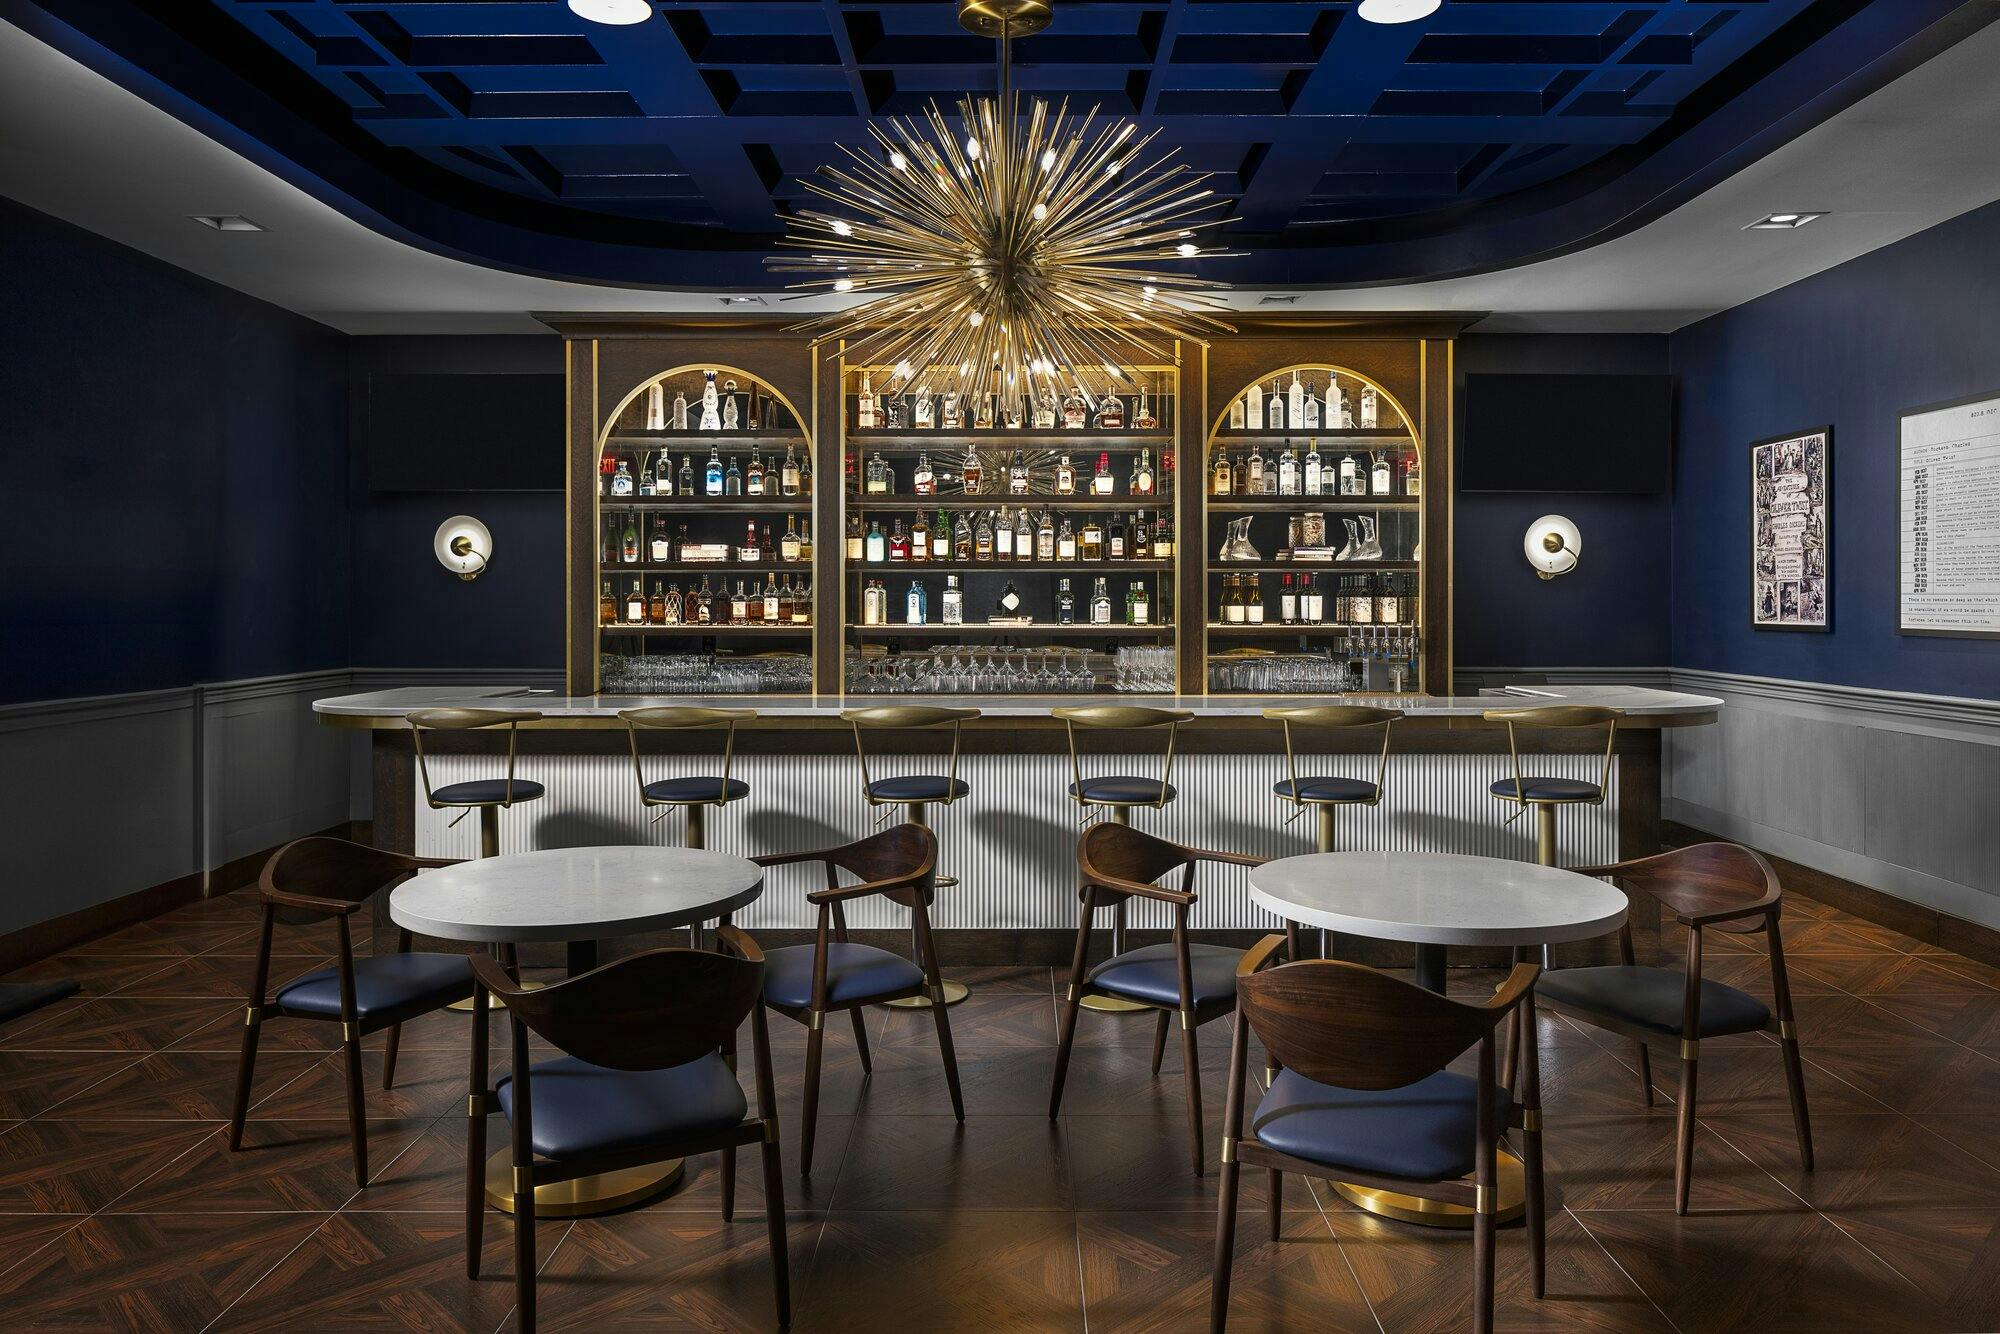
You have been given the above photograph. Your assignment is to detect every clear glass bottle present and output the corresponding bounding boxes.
[975,510,994,561]
[704,447,724,496]
[724,454,742,495]
[1229,392,1246,430]
[610,460,634,498]
[862,578,886,626]
[1340,453,1365,497]
[913,384,935,429]
[941,390,963,430]
[912,452,935,496]
[1303,440,1324,495]
[953,511,974,560]
[1009,448,1030,495]
[1056,453,1076,494]
[1063,385,1089,429]
[655,451,674,496]
[1287,371,1305,430]
[1133,386,1157,431]
[1325,375,1343,430]
[1245,450,1265,494]
[1057,517,1077,561]
[1266,379,1285,431]
[650,515,670,562]
[1091,451,1114,496]
[781,515,803,563]
[1244,380,1263,429]
[678,454,695,495]
[671,389,689,431]
[962,441,984,495]
[1370,451,1392,496]
[781,444,801,496]
[1404,454,1421,497]
[1359,384,1379,429]
[663,582,683,624]
[856,372,878,429]
[1095,392,1124,430]
[1090,577,1113,625]
[1277,444,1300,496]
[1127,580,1150,625]
[942,574,964,625]
[745,452,765,496]
[995,508,1015,560]
[1037,510,1056,561]
[905,579,928,625]
[1035,387,1058,430]
[865,520,886,564]
[638,455,655,497]
[1211,450,1232,496]
[865,452,891,495]
[1130,448,1154,495]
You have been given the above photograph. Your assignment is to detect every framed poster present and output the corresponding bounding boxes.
[1751,426,1831,630]
[1899,391,2000,638]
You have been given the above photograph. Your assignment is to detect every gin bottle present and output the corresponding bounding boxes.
[942,574,964,625]
[1090,577,1112,625]
[724,454,742,495]
[1340,454,1364,497]
[1277,445,1299,496]
[1056,577,1076,624]
[678,454,694,495]
[704,447,724,496]
[905,579,928,626]
[1370,451,1392,495]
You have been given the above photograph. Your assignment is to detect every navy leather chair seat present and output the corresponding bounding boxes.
[865,775,970,803]
[429,778,546,806]
[275,953,475,1019]
[495,1053,746,1160]
[643,776,750,804]
[1253,1068,1506,1182]
[1539,965,1770,1038]
[1088,943,1243,1008]
[1487,776,1601,802]
[1070,776,1176,805]
[764,942,925,1009]
[1274,777,1379,803]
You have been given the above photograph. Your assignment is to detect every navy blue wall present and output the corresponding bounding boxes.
[0,198,348,705]
[345,336,565,671]
[1453,334,1673,669]
[1670,198,2000,699]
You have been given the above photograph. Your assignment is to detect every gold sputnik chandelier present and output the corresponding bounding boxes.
[769,0,1237,405]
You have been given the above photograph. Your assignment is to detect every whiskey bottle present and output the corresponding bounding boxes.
[705,447,724,496]
[724,454,743,496]
[764,576,781,624]
[911,511,930,562]
[1211,451,1232,496]
[857,372,879,429]
[663,582,683,624]
[1057,577,1076,624]
[1056,453,1076,495]
[913,384,935,429]
[1130,448,1154,496]
[622,513,640,563]
[798,520,813,561]
[866,452,892,495]
[1232,452,1248,496]
[1079,515,1105,562]
[625,579,645,625]
[912,452,936,496]
[953,511,974,561]
[941,390,963,430]
[727,580,746,624]
[781,444,802,497]
[1404,454,1421,497]
[934,508,952,562]
[1063,385,1088,429]
[1008,448,1030,495]
[794,578,812,625]
[865,520,886,563]
[699,370,721,431]
[846,513,865,561]
[1034,387,1058,430]
[1037,510,1056,561]
[1090,577,1113,625]
[599,579,616,626]
[1091,451,1114,496]
[1127,580,1150,625]
[887,518,910,562]
[974,510,995,561]
[1016,507,1035,563]
[1153,515,1174,559]
[693,576,715,624]
[746,452,765,497]
[1057,517,1077,562]
[905,579,928,626]
[611,460,634,498]
[798,451,812,496]
[740,520,761,563]
[962,442,984,495]
[1107,513,1127,560]
[941,574,964,625]
[1095,392,1124,430]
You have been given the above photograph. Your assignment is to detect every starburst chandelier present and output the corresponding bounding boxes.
[769,0,1237,406]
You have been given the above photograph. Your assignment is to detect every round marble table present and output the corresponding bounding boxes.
[391,845,764,1217]
[1247,850,1627,1229]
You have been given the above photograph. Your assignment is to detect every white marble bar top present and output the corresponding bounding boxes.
[314,683,1720,723]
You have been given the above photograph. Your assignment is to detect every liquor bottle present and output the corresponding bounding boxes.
[1223,574,1245,624]
[746,452,765,497]
[1091,451,1114,496]
[865,452,892,495]
[1325,375,1344,429]
[1278,444,1300,496]
[1229,392,1246,430]
[1015,506,1034,562]
[1056,453,1076,494]
[740,520,761,562]
[885,388,906,430]
[726,580,745,624]
[995,580,1024,619]
[1037,510,1056,561]
[912,452,936,496]
[888,518,910,562]
[678,454,695,495]
[1359,384,1379,429]
[913,384,935,429]
[1288,371,1306,430]
[798,451,813,496]
[941,390,963,431]
[1095,392,1124,430]
[663,582,683,624]
[1351,573,1375,624]
[705,447,724,496]
[1131,511,1150,558]
[1004,395,1024,430]
[724,454,742,495]
[1245,450,1265,495]
[1107,513,1127,560]
[1232,452,1248,496]
[798,520,813,561]
[638,455,656,497]
[1246,576,1266,625]
[1008,448,1030,495]
[942,574,964,625]
[1370,451,1392,496]
[599,579,615,626]
[781,444,801,497]
[934,508,951,562]
[622,513,640,563]
[1404,454,1421,497]
[1153,515,1174,559]
[1079,514,1105,561]
[693,575,715,624]
[781,515,803,562]
[1034,387,1058,430]
[671,389,689,430]
[1127,580,1150,625]
[860,578,881,626]
[1130,448,1154,496]
[1301,574,1324,624]
[953,511,973,560]
[1303,440,1324,496]
[1244,380,1263,429]
[1266,380,1286,431]
[1057,517,1077,561]
[1376,572,1399,625]
[975,510,995,561]
[796,577,813,625]
[764,576,781,624]
[1280,572,1297,624]
[1134,386,1157,431]
[975,393,995,430]
[699,370,721,430]
[610,460,634,498]
[1211,450,1233,496]
[1088,580,1120,628]
[1303,383,1322,429]
[625,578,645,625]
[865,520,886,563]
[655,452,673,496]
[1063,385,1088,429]
[857,372,878,429]
[962,441,984,495]
[911,511,930,562]
[721,382,740,431]
[1340,453,1365,497]
[905,579,928,626]
[676,522,691,560]
[846,513,865,560]
[1057,577,1076,624]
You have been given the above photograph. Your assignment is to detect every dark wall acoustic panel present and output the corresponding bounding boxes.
[363,372,564,492]
[1460,373,1672,494]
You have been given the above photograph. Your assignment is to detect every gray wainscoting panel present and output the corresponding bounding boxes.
[414,750,1619,931]
[201,672,355,871]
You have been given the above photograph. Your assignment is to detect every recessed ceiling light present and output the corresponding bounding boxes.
[567,0,651,26]
[1744,212,1827,230]
[188,214,263,232]
[718,295,766,306]
[1356,0,1443,24]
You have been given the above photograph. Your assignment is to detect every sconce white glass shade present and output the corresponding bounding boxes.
[1356,0,1443,23]
[435,515,492,580]
[1524,514,1581,580]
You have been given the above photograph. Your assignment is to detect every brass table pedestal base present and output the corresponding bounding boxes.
[484,1149,683,1217]
[882,980,970,1008]
[447,979,546,1014]
[1330,1151,1525,1229]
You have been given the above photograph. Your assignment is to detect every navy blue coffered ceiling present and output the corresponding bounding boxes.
[5,0,1994,289]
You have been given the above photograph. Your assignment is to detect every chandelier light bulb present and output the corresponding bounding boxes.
[1032,202,1048,221]
[968,311,984,326]
[831,219,852,237]
[1176,243,1198,257]
[889,151,908,171]
[834,277,855,292]
[965,137,981,160]
[1040,149,1057,171]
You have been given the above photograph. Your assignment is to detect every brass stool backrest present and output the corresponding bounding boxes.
[1263,704,1399,808]
[840,705,980,808]
[1480,704,1620,806]
[1051,704,1194,811]
[406,708,542,808]
[619,706,757,807]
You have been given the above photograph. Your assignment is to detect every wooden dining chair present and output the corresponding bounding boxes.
[752,822,962,1177]
[1049,822,1267,1176]
[1213,942,1545,1334]
[230,837,473,1187]
[1540,841,1812,1214]
[467,932,787,1333]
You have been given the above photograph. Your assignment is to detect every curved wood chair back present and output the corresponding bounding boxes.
[828,822,936,910]
[1239,959,1536,1091]
[1572,841,1781,935]
[258,836,438,926]
[1077,822,1194,907]
[474,946,763,1073]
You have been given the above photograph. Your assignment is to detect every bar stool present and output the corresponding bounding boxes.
[620,706,754,851]
[1053,704,1192,1013]
[843,705,979,1008]
[1264,704,1398,959]
[1484,704,1620,969]
[408,707,544,1009]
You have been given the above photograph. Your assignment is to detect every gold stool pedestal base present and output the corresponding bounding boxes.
[446,979,547,1014]
[484,1149,683,1217]
[1079,994,1149,1014]
[1331,1151,1525,1229]
[882,979,970,1008]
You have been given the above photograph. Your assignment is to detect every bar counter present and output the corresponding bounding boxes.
[319,684,1717,963]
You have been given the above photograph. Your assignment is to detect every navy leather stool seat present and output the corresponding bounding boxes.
[275,953,475,1019]
[865,775,970,803]
[495,1052,747,1160]
[1088,942,1243,1008]
[1253,1067,1509,1182]
[1487,776,1600,802]
[1539,965,1770,1038]
[429,778,546,806]
[1069,775,1176,805]
[764,942,925,1009]
[643,776,750,804]
[1273,777,1379,803]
